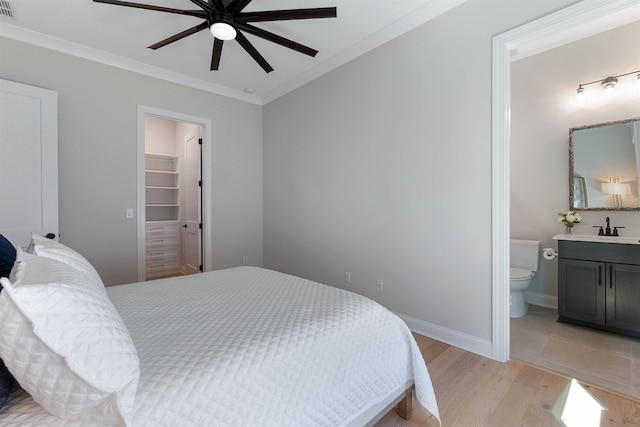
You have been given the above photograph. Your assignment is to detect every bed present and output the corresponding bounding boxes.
[0,234,440,426]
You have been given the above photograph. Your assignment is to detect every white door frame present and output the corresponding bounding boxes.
[491,0,640,362]
[137,105,213,281]
[0,79,58,247]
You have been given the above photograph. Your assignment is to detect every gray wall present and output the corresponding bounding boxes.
[263,0,576,343]
[0,37,264,285]
[511,20,640,305]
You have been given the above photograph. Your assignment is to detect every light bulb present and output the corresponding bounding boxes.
[601,76,617,99]
[575,85,585,105]
[210,22,236,40]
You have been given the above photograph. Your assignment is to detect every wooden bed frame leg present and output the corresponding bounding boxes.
[397,387,414,420]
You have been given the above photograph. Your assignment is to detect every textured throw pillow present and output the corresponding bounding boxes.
[0,233,16,279]
[0,262,139,424]
[29,234,106,296]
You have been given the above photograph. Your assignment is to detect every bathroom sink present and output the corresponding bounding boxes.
[553,234,640,245]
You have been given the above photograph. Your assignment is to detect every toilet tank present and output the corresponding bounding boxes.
[510,239,540,272]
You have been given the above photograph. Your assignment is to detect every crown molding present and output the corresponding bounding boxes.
[0,24,263,105]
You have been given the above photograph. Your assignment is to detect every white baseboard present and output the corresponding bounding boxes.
[395,312,494,360]
[524,291,557,309]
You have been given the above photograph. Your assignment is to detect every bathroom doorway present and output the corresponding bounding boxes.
[492,0,640,362]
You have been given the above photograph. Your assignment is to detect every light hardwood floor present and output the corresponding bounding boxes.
[375,333,640,427]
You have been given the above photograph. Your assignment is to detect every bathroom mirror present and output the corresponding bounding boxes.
[569,117,640,210]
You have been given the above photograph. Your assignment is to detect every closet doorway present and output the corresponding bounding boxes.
[136,106,213,282]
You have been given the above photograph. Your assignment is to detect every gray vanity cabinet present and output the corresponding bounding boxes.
[606,263,640,333]
[557,240,640,338]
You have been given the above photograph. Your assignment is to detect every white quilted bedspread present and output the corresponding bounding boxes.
[0,267,439,426]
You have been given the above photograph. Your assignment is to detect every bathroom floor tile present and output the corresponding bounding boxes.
[540,338,631,384]
[553,322,631,357]
[510,306,640,402]
[510,326,550,360]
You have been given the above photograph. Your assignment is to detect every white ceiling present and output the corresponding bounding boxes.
[0,0,465,104]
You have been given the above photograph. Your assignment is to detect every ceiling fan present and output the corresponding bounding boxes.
[93,0,337,73]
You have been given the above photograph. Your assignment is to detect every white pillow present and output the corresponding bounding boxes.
[29,234,106,296]
[8,247,26,285]
[0,267,139,424]
[19,250,107,297]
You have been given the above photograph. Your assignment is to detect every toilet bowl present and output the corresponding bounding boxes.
[510,239,540,318]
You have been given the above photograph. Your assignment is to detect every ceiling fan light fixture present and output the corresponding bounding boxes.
[210,12,237,40]
[210,22,236,40]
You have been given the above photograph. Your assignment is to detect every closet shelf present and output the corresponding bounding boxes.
[145,152,179,222]
[145,169,178,174]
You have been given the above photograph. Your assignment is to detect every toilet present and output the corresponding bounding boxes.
[510,239,540,318]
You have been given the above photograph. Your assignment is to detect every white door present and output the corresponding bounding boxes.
[182,132,202,275]
[0,79,58,247]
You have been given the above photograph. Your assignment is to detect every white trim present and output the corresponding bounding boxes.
[491,0,640,363]
[396,313,493,360]
[491,30,511,363]
[137,106,213,281]
[0,24,261,106]
[525,292,558,309]
[0,79,58,247]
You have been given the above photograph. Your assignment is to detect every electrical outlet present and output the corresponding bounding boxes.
[243,256,248,265]
[376,279,383,291]
[344,272,351,284]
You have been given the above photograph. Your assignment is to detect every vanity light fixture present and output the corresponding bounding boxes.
[575,69,640,101]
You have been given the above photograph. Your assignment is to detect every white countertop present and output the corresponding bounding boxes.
[553,234,640,245]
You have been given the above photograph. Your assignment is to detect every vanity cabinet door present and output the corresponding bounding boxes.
[606,263,640,335]
[558,258,606,326]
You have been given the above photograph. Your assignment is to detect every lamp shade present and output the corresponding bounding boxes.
[601,182,631,195]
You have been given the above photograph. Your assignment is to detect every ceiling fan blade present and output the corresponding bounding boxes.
[238,7,337,23]
[148,21,209,50]
[227,0,252,14]
[235,31,273,73]
[188,0,215,13]
[93,0,206,18]
[238,23,318,57]
[210,38,224,71]
[210,0,225,12]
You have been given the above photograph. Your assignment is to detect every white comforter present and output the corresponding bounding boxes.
[0,267,439,426]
